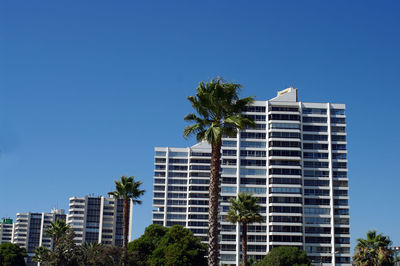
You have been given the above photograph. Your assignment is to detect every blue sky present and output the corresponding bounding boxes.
[1,0,399,250]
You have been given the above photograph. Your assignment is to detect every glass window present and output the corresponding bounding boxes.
[222,187,237,193]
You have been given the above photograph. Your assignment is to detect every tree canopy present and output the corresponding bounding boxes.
[128,224,207,266]
[255,246,311,266]
[0,242,27,266]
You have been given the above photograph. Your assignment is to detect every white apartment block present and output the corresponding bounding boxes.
[12,209,66,266]
[0,218,14,244]
[67,195,132,246]
[152,88,350,265]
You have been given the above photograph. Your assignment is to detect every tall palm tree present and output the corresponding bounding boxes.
[353,230,394,266]
[45,218,70,247]
[184,78,255,266]
[226,192,264,266]
[109,175,145,264]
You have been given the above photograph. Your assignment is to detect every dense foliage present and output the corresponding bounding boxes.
[128,224,207,266]
[254,246,311,266]
[0,242,27,266]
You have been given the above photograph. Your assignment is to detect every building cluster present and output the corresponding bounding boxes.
[152,88,351,265]
[0,195,132,266]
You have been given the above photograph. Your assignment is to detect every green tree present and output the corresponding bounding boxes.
[226,193,264,266]
[45,218,70,246]
[109,175,145,264]
[0,242,27,266]
[147,225,207,266]
[127,224,168,265]
[81,243,123,266]
[33,246,51,265]
[184,77,255,265]
[256,246,311,266]
[353,230,394,266]
[39,228,85,266]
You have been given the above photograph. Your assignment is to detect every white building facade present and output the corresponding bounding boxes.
[152,88,350,265]
[0,218,14,244]
[12,209,66,266]
[67,195,132,246]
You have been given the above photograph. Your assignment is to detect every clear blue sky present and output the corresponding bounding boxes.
[1,0,399,251]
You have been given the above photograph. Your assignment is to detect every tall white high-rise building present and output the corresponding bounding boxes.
[12,209,66,266]
[152,88,350,265]
[0,218,14,244]
[67,195,132,246]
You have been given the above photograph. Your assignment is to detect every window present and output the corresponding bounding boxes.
[191,152,211,157]
[303,125,327,132]
[332,144,346,150]
[155,151,166,156]
[270,196,302,204]
[169,152,188,157]
[269,114,300,121]
[331,126,346,132]
[222,187,237,194]
[270,187,301,194]
[241,169,266,176]
[332,135,346,141]
[303,152,328,159]
[269,132,300,138]
[240,178,266,185]
[270,123,300,130]
[270,160,300,166]
[222,159,236,165]
[304,179,329,187]
[304,207,330,215]
[240,150,266,157]
[331,108,345,115]
[241,141,266,148]
[304,198,330,205]
[222,140,237,147]
[302,108,327,114]
[303,161,329,168]
[222,150,237,156]
[241,159,266,166]
[304,170,329,177]
[303,134,328,141]
[269,168,301,175]
[331,117,346,124]
[169,172,187,177]
[244,114,266,121]
[270,141,300,148]
[269,150,301,157]
[169,158,188,164]
[240,187,267,194]
[222,168,236,175]
[302,117,327,123]
[270,106,299,112]
[243,106,266,112]
[304,189,329,196]
[270,178,301,185]
[240,132,266,139]
[333,153,347,159]
[304,217,330,224]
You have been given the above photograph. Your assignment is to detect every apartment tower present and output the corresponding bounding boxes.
[67,195,131,246]
[152,88,350,265]
[0,218,14,244]
[12,209,66,265]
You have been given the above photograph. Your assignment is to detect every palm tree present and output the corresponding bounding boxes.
[226,192,264,266]
[108,175,145,264]
[353,230,394,266]
[45,218,70,247]
[184,78,255,266]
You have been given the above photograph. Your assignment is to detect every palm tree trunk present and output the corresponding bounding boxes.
[242,221,247,266]
[123,198,130,265]
[208,140,222,266]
